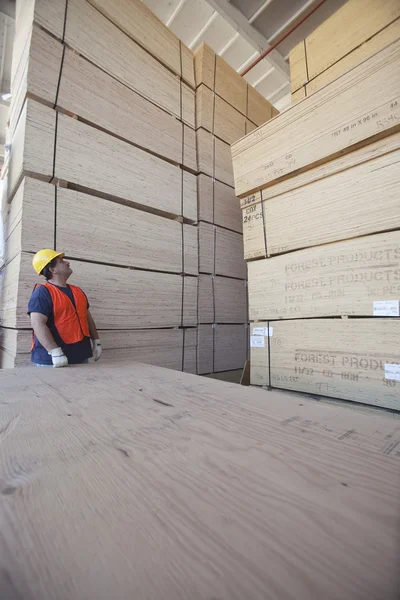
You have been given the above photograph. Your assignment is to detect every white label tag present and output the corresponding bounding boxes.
[373,301,399,316]
[385,364,400,381]
[251,335,265,348]
[252,327,273,336]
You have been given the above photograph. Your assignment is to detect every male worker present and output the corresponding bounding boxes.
[28,249,102,367]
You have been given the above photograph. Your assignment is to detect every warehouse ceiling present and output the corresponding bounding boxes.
[143,0,346,111]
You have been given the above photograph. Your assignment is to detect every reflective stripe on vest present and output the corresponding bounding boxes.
[33,282,90,346]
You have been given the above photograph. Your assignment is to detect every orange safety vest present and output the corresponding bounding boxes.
[31,283,90,347]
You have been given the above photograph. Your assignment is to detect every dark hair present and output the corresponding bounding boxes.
[41,257,58,280]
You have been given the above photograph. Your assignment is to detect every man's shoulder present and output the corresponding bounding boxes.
[30,283,50,299]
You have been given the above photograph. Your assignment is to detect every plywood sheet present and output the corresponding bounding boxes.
[214,95,246,145]
[215,55,247,115]
[1,252,197,329]
[245,119,257,134]
[8,99,55,201]
[197,174,242,233]
[246,85,273,127]
[64,0,181,118]
[214,136,234,188]
[195,84,214,132]
[196,128,234,187]
[196,127,213,178]
[183,125,197,173]
[3,177,54,264]
[58,47,183,166]
[194,42,215,90]
[87,0,182,80]
[241,193,265,260]
[269,318,400,410]
[198,275,247,324]
[232,41,400,197]
[291,87,306,105]
[197,323,247,373]
[182,171,197,222]
[248,231,400,321]
[198,222,246,279]
[180,43,196,89]
[306,18,400,97]
[265,147,400,255]
[55,185,197,274]
[1,363,400,597]
[289,40,308,93]
[305,0,400,80]
[181,83,195,128]
[54,110,187,218]
[249,322,270,387]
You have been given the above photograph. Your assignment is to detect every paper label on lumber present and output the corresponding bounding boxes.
[385,364,400,381]
[250,335,265,348]
[252,327,273,336]
[242,202,266,260]
[373,300,399,316]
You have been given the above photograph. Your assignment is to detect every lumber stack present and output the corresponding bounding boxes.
[194,43,276,374]
[0,0,198,371]
[290,0,400,103]
[231,38,400,410]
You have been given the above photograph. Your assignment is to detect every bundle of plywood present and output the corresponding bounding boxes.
[290,0,400,103]
[231,38,400,410]
[0,0,199,370]
[194,43,276,374]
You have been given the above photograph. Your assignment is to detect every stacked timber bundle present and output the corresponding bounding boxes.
[194,43,277,374]
[0,0,198,370]
[231,38,400,410]
[290,0,400,103]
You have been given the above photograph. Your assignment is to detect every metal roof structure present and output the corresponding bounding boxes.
[143,0,346,111]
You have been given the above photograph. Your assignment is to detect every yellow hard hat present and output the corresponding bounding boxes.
[32,249,65,275]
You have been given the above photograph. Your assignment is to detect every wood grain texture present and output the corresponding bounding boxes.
[180,43,196,89]
[265,147,400,256]
[289,40,308,93]
[1,362,400,598]
[195,84,213,132]
[198,274,247,323]
[55,184,198,275]
[183,125,197,173]
[196,129,234,187]
[64,0,181,118]
[1,252,198,329]
[194,42,215,90]
[58,46,184,166]
[232,41,400,197]
[87,0,182,80]
[245,119,257,134]
[54,109,190,218]
[306,18,400,97]
[214,95,246,145]
[8,99,55,201]
[246,85,273,127]
[197,323,247,373]
[181,82,195,129]
[2,177,54,265]
[268,318,400,410]
[215,55,247,115]
[291,87,306,104]
[305,0,400,80]
[198,222,246,279]
[0,327,197,372]
[214,136,234,187]
[248,231,400,321]
[197,174,242,233]
[242,194,266,260]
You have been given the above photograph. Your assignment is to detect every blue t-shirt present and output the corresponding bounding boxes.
[28,284,93,365]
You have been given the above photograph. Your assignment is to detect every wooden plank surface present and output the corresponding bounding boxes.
[182,83,196,129]
[197,174,242,233]
[232,40,400,197]
[267,319,400,410]
[196,128,234,187]
[289,40,308,93]
[248,231,400,321]
[305,17,400,97]
[86,0,182,80]
[214,95,246,145]
[0,363,400,599]
[198,222,246,279]
[194,42,215,90]
[198,274,247,323]
[291,87,306,104]
[246,85,273,127]
[180,43,196,89]
[64,0,181,118]
[58,46,184,166]
[1,252,197,329]
[55,184,198,275]
[197,323,247,374]
[305,0,400,81]
[215,55,247,115]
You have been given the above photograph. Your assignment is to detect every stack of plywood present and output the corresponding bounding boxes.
[194,43,276,374]
[0,0,198,371]
[231,39,400,410]
[290,0,400,103]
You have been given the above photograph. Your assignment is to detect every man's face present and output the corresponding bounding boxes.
[51,257,73,278]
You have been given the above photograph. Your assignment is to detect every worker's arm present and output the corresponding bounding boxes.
[87,310,102,361]
[30,312,68,367]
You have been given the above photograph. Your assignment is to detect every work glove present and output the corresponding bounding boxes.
[92,339,102,362]
[48,347,68,368]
